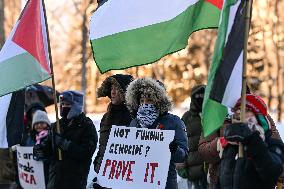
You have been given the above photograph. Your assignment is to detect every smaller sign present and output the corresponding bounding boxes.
[16,146,46,189]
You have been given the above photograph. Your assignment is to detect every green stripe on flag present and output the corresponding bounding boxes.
[202,99,227,137]
[91,1,221,73]
[0,53,50,96]
[202,0,238,137]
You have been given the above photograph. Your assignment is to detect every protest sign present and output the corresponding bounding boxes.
[16,146,45,189]
[97,126,175,189]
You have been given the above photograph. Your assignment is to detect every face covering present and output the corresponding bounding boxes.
[246,116,265,141]
[137,104,159,128]
[61,107,71,119]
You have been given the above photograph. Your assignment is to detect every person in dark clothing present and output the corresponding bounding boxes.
[198,88,284,189]
[92,74,133,189]
[33,90,98,189]
[178,85,207,189]
[126,78,188,189]
[93,74,134,173]
[219,94,284,189]
[32,110,51,186]
[22,102,46,146]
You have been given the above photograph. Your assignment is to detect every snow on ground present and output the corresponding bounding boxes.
[276,122,284,141]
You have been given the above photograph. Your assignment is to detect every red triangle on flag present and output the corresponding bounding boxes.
[12,0,50,74]
[206,0,224,10]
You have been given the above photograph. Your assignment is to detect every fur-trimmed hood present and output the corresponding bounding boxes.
[125,78,172,115]
[97,74,133,98]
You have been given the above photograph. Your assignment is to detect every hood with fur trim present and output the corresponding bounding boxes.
[97,74,134,98]
[125,78,172,115]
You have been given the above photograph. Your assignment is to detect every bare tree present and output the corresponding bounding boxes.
[273,1,283,122]
[0,0,4,47]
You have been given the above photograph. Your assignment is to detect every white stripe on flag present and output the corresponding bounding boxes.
[90,0,199,40]
[0,94,12,148]
[0,22,26,63]
[222,51,243,107]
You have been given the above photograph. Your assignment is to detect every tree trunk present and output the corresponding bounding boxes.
[81,12,88,111]
[81,0,94,112]
[273,1,282,122]
[0,0,5,48]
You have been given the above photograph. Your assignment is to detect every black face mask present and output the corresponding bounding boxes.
[61,107,71,118]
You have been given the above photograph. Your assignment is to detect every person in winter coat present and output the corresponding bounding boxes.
[218,94,284,189]
[178,85,207,189]
[93,74,133,173]
[22,102,46,146]
[125,78,188,189]
[32,110,51,186]
[198,98,283,189]
[33,90,98,189]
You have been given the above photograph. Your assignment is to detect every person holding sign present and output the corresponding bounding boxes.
[33,91,98,189]
[93,74,134,174]
[32,110,51,186]
[125,78,188,189]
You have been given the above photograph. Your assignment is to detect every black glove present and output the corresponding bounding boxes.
[224,123,254,143]
[92,177,105,189]
[55,134,71,151]
[169,139,178,153]
[33,145,45,160]
[93,183,105,189]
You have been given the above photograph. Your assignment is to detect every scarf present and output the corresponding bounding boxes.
[137,104,159,128]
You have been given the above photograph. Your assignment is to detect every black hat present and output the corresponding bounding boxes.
[190,85,206,113]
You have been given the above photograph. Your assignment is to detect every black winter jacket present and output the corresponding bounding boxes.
[181,110,206,181]
[47,113,98,189]
[93,103,132,173]
[219,133,284,189]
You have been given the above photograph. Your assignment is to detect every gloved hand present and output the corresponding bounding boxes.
[33,145,45,160]
[169,139,178,153]
[93,177,104,189]
[93,182,104,189]
[224,123,254,143]
[55,134,71,151]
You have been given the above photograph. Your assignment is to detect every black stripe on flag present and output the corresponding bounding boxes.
[98,0,108,8]
[6,90,25,147]
[210,0,250,103]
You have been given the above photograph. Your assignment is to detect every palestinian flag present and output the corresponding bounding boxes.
[202,0,251,137]
[0,0,51,97]
[0,91,25,148]
[90,0,224,73]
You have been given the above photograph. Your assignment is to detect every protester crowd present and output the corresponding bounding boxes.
[1,74,284,189]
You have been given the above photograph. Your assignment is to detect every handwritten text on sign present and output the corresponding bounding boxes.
[98,126,175,189]
[17,146,46,189]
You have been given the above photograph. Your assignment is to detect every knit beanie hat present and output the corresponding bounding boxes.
[233,94,270,132]
[32,110,51,128]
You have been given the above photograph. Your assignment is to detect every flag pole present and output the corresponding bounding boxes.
[41,0,62,160]
[239,0,252,158]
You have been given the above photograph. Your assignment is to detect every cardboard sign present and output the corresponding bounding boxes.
[16,146,46,189]
[97,126,175,189]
